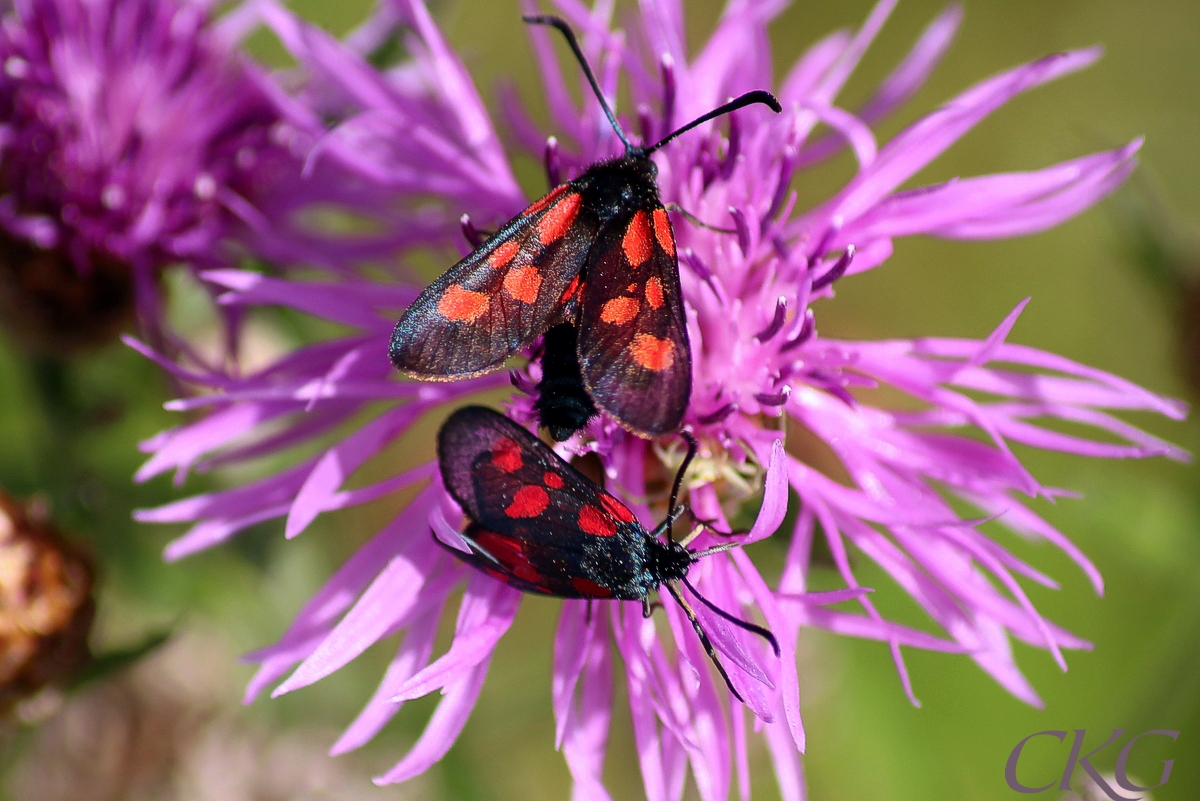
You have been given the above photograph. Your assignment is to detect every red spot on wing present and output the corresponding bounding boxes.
[522,184,567,217]
[645,277,664,309]
[475,531,544,584]
[626,283,638,293]
[599,494,636,523]
[506,485,549,518]
[503,266,542,303]
[600,296,639,325]
[571,577,613,598]
[629,334,675,371]
[510,559,543,584]
[543,471,564,489]
[538,192,583,244]
[623,211,652,267]
[437,285,489,322]
[560,276,581,303]
[578,505,617,537]
[475,531,524,561]
[652,208,675,257]
[491,437,522,472]
[488,240,521,269]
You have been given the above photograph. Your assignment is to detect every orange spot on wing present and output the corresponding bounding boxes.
[578,505,617,537]
[543,471,564,489]
[600,296,639,325]
[491,437,522,472]
[437,285,489,322]
[629,334,675,371]
[623,210,652,267]
[571,577,613,598]
[537,192,583,244]
[626,283,638,293]
[599,494,635,523]
[506,485,549,518]
[503,266,542,303]
[645,277,664,309]
[488,240,520,269]
[652,208,675,257]
[522,184,567,217]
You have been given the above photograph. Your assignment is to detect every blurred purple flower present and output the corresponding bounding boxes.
[133,0,1186,799]
[0,0,401,351]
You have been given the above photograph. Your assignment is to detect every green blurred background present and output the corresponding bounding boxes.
[2,0,1197,799]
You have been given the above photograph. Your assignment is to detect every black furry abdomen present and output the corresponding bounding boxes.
[535,323,597,441]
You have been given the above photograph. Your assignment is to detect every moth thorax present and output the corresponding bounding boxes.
[584,156,660,220]
[644,538,694,585]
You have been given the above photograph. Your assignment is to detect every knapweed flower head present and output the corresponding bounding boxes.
[133,1,1186,799]
[0,0,401,353]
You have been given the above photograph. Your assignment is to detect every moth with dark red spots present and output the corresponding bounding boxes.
[390,16,781,439]
[436,405,779,701]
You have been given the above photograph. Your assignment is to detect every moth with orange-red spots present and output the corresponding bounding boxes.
[390,16,780,438]
[436,405,779,701]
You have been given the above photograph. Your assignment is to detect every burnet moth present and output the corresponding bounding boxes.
[390,16,781,438]
[436,405,779,701]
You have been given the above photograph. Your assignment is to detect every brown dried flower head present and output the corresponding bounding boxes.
[0,491,93,712]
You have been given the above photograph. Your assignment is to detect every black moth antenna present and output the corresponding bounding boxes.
[656,430,781,702]
[665,430,698,544]
[523,14,632,151]
[523,15,781,157]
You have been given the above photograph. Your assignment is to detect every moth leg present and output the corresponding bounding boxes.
[678,524,705,548]
[664,582,745,703]
[693,517,748,537]
[642,598,664,618]
[664,203,736,234]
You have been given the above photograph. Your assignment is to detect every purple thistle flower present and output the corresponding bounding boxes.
[0,0,403,352]
[133,1,1186,798]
